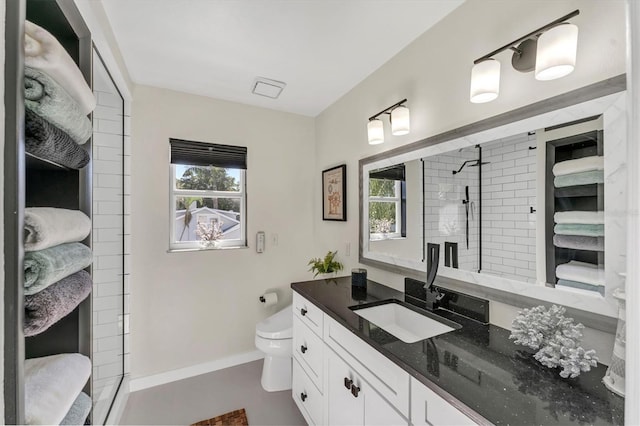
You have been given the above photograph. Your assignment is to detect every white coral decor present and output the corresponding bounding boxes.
[510,304,598,378]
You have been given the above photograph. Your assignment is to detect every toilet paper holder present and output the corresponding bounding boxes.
[258,292,278,306]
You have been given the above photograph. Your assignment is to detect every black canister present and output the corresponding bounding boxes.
[351,268,367,289]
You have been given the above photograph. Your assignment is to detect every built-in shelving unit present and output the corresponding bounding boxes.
[545,126,604,290]
[4,0,93,423]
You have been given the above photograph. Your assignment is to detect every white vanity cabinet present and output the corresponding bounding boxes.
[410,377,477,426]
[291,292,477,426]
[292,293,326,425]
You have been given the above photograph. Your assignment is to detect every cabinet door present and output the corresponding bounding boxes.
[411,378,476,426]
[327,349,407,426]
[327,350,364,425]
[364,381,408,426]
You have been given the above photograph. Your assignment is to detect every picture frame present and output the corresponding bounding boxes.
[322,164,347,221]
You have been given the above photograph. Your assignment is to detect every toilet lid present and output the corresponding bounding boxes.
[256,305,293,339]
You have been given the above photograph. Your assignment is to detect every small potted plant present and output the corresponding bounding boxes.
[196,220,223,248]
[308,251,344,278]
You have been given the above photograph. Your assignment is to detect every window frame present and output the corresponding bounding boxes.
[369,180,405,241]
[169,164,247,250]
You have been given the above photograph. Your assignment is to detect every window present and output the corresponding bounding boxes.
[169,139,247,250]
[369,164,406,241]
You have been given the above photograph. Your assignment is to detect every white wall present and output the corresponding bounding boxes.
[130,86,315,378]
[314,0,627,292]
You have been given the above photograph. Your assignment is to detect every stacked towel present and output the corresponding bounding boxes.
[556,279,605,296]
[24,207,91,252]
[554,211,604,224]
[554,224,604,237]
[552,156,604,176]
[25,109,90,169]
[25,67,92,145]
[554,170,604,188]
[60,392,91,426]
[556,260,605,287]
[24,353,91,425]
[24,242,92,296]
[25,21,96,114]
[24,270,92,337]
[553,235,604,251]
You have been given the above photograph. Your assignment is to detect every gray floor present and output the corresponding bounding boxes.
[119,360,306,425]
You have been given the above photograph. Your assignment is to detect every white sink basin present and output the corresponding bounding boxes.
[352,301,457,343]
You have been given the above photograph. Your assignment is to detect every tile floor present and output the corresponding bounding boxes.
[119,360,305,425]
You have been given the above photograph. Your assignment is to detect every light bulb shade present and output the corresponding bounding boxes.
[470,59,500,103]
[391,105,410,136]
[535,23,578,81]
[367,119,384,145]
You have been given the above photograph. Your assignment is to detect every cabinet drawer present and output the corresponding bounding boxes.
[324,315,409,417]
[293,358,323,425]
[293,292,324,337]
[411,377,476,426]
[293,316,324,391]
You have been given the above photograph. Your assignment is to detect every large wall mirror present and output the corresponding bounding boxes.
[360,79,626,317]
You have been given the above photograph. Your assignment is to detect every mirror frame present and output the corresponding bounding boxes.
[359,75,626,319]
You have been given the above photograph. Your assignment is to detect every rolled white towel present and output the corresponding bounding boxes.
[556,260,605,287]
[25,353,91,425]
[24,207,91,252]
[554,210,604,225]
[24,21,96,114]
[552,156,604,177]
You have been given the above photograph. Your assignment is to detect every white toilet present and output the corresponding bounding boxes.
[255,305,293,392]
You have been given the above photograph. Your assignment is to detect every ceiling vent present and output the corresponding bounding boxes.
[251,77,286,99]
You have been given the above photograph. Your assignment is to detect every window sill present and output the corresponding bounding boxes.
[167,245,249,253]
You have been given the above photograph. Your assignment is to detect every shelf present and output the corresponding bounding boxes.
[26,152,71,171]
[554,184,598,198]
[553,245,604,253]
[545,127,604,286]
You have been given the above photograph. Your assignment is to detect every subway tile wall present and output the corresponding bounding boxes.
[480,133,537,283]
[423,133,536,282]
[424,148,480,271]
[92,59,131,424]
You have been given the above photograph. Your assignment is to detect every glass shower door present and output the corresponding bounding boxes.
[91,47,125,424]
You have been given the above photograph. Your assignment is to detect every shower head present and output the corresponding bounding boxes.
[452,159,490,175]
[468,161,491,167]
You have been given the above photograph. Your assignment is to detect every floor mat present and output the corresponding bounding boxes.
[192,408,248,426]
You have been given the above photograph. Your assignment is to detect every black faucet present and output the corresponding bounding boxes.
[424,243,446,310]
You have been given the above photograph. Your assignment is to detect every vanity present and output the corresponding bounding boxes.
[291,277,623,425]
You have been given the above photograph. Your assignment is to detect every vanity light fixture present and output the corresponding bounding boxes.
[470,9,579,103]
[367,99,410,145]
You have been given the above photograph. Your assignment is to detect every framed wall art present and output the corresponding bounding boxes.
[322,164,346,221]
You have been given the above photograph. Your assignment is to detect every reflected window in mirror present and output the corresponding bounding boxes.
[369,164,406,241]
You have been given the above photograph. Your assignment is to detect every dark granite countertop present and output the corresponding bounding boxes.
[291,277,624,426]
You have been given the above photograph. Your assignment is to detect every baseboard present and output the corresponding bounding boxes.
[105,375,130,425]
[129,350,264,392]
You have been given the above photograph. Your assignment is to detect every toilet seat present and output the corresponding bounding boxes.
[256,305,292,339]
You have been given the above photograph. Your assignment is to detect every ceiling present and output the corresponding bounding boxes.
[102,0,464,117]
